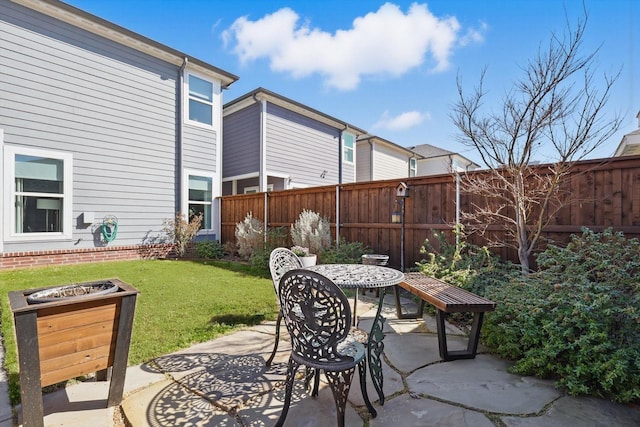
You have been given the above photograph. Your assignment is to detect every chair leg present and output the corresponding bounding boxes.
[324,368,356,427]
[358,359,377,418]
[305,368,320,397]
[275,357,300,427]
[266,311,282,366]
[303,367,320,397]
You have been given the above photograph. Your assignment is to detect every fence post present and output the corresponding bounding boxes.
[335,185,340,245]
[264,192,269,243]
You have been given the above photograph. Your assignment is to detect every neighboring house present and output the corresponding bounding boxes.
[222,88,366,195]
[356,134,424,181]
[614,111,640,157]
[0,0,237,268]
[408,144,481,174]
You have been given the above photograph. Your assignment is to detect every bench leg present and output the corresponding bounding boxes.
[436,310,485,361]
[394,285,425,319]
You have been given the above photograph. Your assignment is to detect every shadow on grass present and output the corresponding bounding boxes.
[209,313,266,327]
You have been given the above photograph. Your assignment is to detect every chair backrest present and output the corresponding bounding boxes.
[269,248,303,294]
[278,269,353,363]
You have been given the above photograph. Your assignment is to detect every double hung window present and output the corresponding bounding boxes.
[187,174,212,229]
[187,73,214,126]
[4,146,72,240]
[409,158,417,177]
[343,133,355,164]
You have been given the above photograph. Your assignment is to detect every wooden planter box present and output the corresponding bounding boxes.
[9,278,139,427]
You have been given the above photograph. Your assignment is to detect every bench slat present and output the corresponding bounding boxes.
[399,273,495,313]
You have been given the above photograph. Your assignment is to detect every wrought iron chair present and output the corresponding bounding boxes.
[267,248,303,366]
[275,269,376,427]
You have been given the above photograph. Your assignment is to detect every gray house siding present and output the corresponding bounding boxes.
[183,126,217,172]
[266,104,341,187]
[356,143,373,181]
[223,104,261,178]
[1,2,180,252]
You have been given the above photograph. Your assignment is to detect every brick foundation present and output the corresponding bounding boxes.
[0,244,175,270]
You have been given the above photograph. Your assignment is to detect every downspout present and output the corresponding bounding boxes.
[177,57,188,214]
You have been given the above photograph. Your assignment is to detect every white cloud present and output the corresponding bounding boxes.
[459,21,487,46]
[373,110,431,131]
[222,3,482,90]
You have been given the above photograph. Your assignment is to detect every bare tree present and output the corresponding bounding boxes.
[452,12,622,274]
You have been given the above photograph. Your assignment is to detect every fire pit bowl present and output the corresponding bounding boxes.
[26,280,118,304]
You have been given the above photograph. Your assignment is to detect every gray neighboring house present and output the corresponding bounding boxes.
[408,144,480,174]
[614,111,640,157]
[356,134,424,181]
[222,88,366,195]
[1,0,237,264]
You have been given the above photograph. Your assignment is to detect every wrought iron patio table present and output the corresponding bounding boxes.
[304,263,405,405]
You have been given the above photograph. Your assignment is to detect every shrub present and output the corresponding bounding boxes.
[417,227,517,296]
[195,240,225,259]
[290,209,332,255]
[250,227,289,270]
[162,212,203,257]
[321,239,372,264]
[235,212,264,260]
[483,228,640,403]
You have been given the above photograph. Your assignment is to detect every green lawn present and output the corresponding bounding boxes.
[0,259,277,403]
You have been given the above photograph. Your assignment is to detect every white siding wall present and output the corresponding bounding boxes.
[417,157,452,176]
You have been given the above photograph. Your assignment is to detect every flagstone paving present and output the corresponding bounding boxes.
[6,294,640,426]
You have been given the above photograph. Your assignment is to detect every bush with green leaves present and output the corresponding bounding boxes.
[483,228,640,403]
[417,226,517,296]
[249,227,289,269]
[195,240,225,259]
[235,212,264,260]
[320,238,372,264]
[290,209,332,255]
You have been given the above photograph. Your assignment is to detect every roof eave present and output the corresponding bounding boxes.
[224,88,366,134]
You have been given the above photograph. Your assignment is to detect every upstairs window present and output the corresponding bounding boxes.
[409,158,417,177]
[187,73,214,126]
[187,173,213,229]
[343,133,355,164]
[4,146,72,240]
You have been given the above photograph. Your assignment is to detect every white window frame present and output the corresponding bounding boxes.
[184,71,216,129]
[409,157,417,177]
[342,133,355,165]
[3,145,73,241]
[244,184,273,194]
[182,169,214,230]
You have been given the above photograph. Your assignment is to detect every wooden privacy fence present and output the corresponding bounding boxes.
[220,155,640,269]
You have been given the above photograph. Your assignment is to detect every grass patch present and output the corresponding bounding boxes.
[0,259,277,404]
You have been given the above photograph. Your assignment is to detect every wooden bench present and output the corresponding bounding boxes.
[394,272,496,361]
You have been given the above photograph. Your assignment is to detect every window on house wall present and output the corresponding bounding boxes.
[409,158,417,177]
[187,73,214,126]
[4,146,72,240]
[188,174,212,229]
[343,133,355,164]
[244,184,273,194]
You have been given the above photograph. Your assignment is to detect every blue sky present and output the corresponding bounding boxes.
[65,0,638,166]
